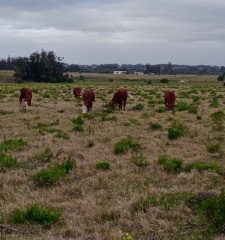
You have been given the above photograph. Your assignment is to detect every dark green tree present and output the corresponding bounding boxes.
[14,50,72,83]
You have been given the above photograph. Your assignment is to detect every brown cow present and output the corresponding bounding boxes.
[20,87,32,108]
[82,90,95,113]
[73,87,81,98]
[109,87,128,111]
[164,90,176,113]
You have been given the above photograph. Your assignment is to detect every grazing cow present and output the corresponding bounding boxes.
[73,87,81,98]
[82,90,95,113]
[109,87,128,111]
[164,90,176,113]
[19,87,32,108]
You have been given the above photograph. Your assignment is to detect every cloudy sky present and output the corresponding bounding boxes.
[0,0,225,65]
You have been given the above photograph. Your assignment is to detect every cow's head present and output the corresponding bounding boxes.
[82,105,88,113]
[22,99,28,109]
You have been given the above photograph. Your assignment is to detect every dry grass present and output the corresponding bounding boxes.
[0,75,225,240]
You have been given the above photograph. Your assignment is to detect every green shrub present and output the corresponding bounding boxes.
[96,161,110,170]
[158,156,183,172]
[33,157,75,186]
[73,124,84,132]
[114,136,140,155]
[210,98,219,108]
[176,102,188,111]
[72,115,84,125]
[0,152,17,171]
[0,110,14,115]
[160,78,169,83]
[188,190,225,233]
[210,111,225,131]
[10,204,60,226]
[149,122,162,131]
[184,162,222,174]
[168,120,186,140]
[132,103,144,110]
[0,139,27,152]
[206,143,221,153]
[188,104,198,114]
[156,106,166,113]
[72,115,84,132]
[159,192,194,211]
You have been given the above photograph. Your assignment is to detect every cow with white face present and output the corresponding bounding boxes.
[20,88,32,109]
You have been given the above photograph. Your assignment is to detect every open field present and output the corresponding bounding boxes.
[0,76,225,240]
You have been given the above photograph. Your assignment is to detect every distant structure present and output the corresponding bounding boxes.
[134,71,144,75]
[113,71,126,75]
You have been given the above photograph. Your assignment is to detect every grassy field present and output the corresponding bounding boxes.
[0,75,225,240]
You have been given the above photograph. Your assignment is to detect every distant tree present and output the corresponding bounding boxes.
[14,50,72,82]
[162,62,174,74]
[145,63,161,74]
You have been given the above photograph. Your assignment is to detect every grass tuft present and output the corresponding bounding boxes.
[114,136,140,155]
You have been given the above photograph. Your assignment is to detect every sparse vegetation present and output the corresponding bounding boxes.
[1,77,225,239]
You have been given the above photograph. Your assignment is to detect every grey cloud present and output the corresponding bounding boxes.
[0,0,225,64]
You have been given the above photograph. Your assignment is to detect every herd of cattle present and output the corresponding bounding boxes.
[19,87,176,113]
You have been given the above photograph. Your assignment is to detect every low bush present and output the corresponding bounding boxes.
[184,162,222,174]
[33,157,75,186]
[168,120,186,140]
[206,142,221,153]
[149,122,162,131]
[0,139,27,152]
[96,161,110,170]
[10,204,60,226]
[158,156,183,172]
[0,152,17,171]
[114,136,140,155]
[132,103,144,110]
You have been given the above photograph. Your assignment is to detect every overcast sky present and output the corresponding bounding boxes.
[0,0,225,65]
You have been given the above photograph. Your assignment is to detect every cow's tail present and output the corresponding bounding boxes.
[128,93,134,99]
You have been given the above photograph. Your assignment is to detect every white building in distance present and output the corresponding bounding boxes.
[113,71,127,75]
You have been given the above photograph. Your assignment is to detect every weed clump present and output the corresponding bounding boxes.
[206,142,221,154]
[96,161,110,170]
[0,139,27,152]
[184,162,222,174]
[72,115,84,132]
[0,152,17,171]
[187,190,225,233]
[168,120,186,140]
[158,156,183,172]
[210,111,225,131]
[132,103,144,110]
[149,122,162,131]
[114,136,140,155]
[10,204,60,226]
[33,157,75,186]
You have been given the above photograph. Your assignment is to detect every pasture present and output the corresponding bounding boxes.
[0,75,225,240]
